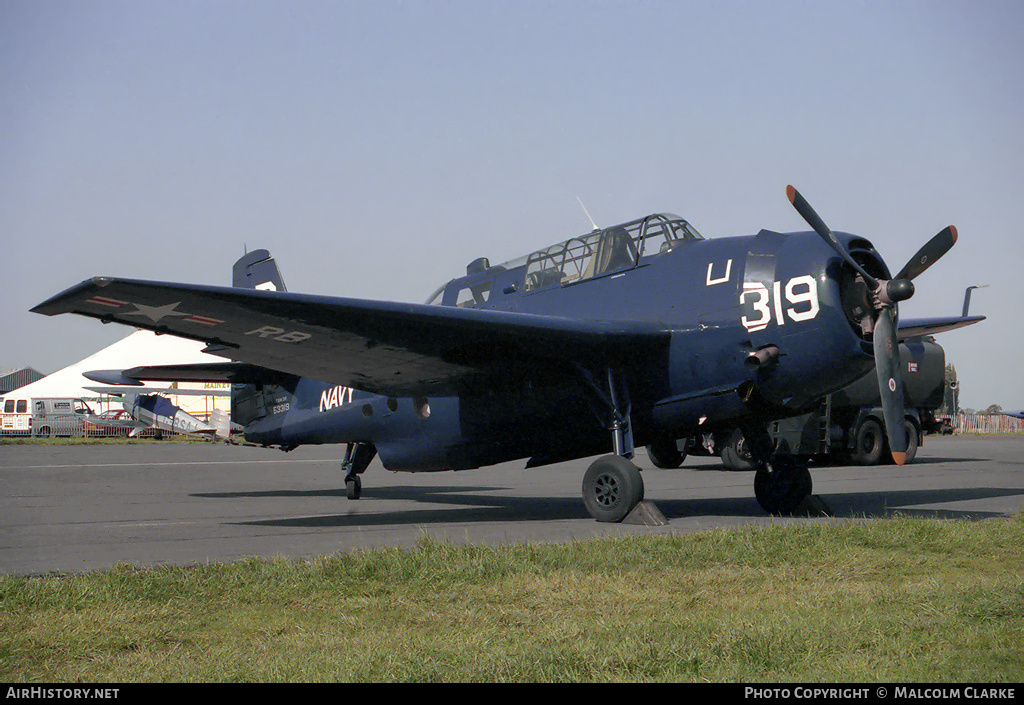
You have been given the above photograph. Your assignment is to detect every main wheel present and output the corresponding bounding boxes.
[582,455,644,523]
[851,418,884,466]
[754,458,812,515]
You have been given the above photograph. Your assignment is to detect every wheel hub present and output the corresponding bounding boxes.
[593,473,620,507]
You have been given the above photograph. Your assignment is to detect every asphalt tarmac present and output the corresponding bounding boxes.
[2,435,1023,576]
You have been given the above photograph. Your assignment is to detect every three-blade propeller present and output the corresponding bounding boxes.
[786,186,957,464]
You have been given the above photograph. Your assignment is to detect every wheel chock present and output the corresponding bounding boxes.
[793,495,832,517]
[622,500,668,526]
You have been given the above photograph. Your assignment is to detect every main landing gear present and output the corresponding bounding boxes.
[577,366,664,524]
[741,421,814,515]
[576,365,813,521]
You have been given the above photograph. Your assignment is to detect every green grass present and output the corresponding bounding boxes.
[3,515,1023,682]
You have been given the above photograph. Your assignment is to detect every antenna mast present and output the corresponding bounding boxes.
[576,195,600,231]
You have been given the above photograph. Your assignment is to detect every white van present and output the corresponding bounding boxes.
[0,397,96,437]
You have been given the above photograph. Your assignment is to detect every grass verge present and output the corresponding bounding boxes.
[2,514,1022,682]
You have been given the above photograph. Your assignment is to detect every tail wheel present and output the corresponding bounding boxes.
[345,476,362,500]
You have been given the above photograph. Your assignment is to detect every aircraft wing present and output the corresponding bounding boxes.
[86,415,149,431]
[897,314,985,339]
[84,362,292,386]
[32,277,670,396]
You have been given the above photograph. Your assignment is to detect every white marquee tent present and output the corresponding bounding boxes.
[2,329,230,416]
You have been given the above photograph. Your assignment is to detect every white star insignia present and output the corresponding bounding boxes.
[122,301,191,323]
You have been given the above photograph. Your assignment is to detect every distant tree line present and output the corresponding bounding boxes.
[941,363,1002,416]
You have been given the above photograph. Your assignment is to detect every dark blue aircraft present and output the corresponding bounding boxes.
[32,187,983,521]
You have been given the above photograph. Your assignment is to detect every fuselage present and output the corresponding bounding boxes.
[243,215,887,472]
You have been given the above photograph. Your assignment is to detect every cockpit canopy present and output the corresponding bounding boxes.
[521,213,700,291]
[426,213,702,306]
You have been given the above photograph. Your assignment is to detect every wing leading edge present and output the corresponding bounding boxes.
[897,314,985,339]
[32,277,670,396]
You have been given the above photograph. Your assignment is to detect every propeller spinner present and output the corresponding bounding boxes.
[786,185,957,465]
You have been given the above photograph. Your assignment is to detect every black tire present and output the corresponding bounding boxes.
[754,458,813,515]
[851,418,884,466]
[903,419,919,464]
[890,419,919,465]
[345,476,362,500]
[721,429,757,472]
[647,439,685,469]
[582,455,644,523]
[37,426,51,438]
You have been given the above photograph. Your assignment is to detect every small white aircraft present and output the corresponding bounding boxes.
[85,378,230,438]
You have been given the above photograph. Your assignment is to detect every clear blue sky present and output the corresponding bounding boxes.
[2,0,1021,411]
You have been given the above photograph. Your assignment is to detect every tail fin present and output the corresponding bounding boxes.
[232,249,287,291]
[209,408,231,440]
[230,249,294,434]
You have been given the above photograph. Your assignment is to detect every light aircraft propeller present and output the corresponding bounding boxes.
[786,185,957,465]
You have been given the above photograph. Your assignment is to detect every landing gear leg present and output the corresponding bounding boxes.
[741,421,813,515]
[342,443,377,500]
[576,366,647,522]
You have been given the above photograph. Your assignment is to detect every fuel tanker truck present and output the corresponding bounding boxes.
[649,335,948,470]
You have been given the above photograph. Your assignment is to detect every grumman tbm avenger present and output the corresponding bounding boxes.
[32,186,983,521]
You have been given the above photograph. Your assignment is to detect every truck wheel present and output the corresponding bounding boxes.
[647,439,685,468]
[890,419,919,465]
[852,418,884,466]
[721,429,757,471]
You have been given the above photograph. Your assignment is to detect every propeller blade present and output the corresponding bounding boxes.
[873,308,908,465]
[894,225,958,281]
[786,186,880,289]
